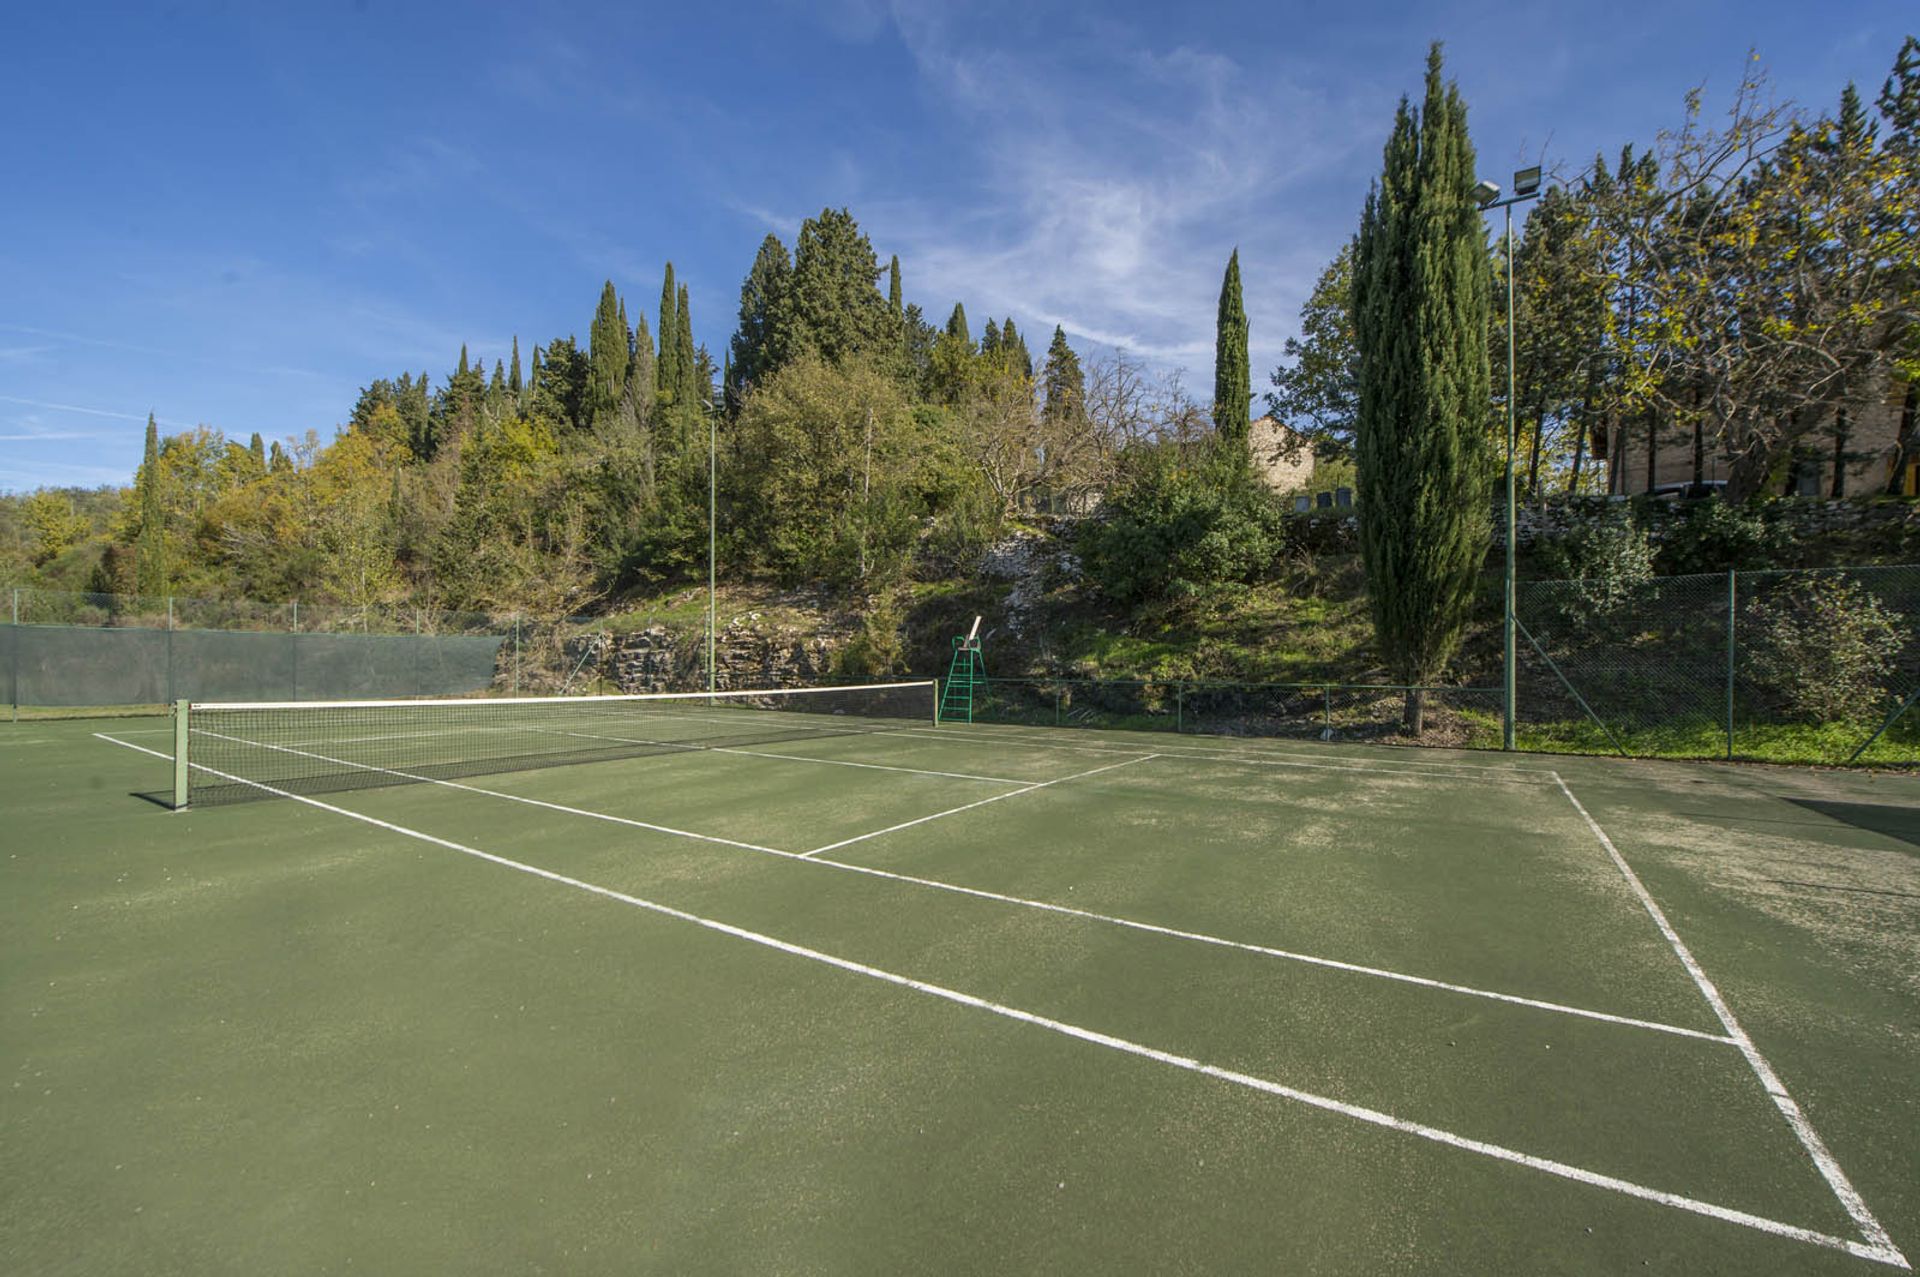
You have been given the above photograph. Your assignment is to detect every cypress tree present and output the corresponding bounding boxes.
[248,431,266,469]
[589,280,630,426]
[1041,326,1086,423]
[887,255,903,320]
[133,413,168,597]
[1003,318,1032,378]
[457,344,470,378]
[676,283,696,406]
[1213,248,1250,460]
[1352,43,1494,734]
[508,336,523,395]
[628,312,656,415]
[945,303,971,347]
[657,264,680,406]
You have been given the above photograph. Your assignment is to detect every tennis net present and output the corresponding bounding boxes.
[173,681,938,807]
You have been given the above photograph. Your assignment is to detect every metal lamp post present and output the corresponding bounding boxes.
[1475,165,1543,752]
[703,396,718,701]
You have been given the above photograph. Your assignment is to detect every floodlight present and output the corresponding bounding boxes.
[1512,166,1542,196]
[1473,179,1501,206]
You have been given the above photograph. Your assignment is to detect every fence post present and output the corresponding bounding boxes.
[1323,685,1332,739]
[1176,682,1184,733]
[165,595,175,705]
[1725,570,1736,761]
[8,586,17,723]
[512,616,521,697]
[1054,685,1062,727]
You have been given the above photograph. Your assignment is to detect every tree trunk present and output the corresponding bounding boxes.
[1526,407,1546,504]
[1689,403,1704,487]
[1403,687,1426,736]
[1830,406,1850,499]
[1609,410,1625,494]
[1883,382,1916,496]
[1568,410,1588,496]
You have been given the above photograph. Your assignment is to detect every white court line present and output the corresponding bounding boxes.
[98,731,1727,1042]
[940,718,1554,774]
[547,727,1030,785]
[1553,771,1909,1269]
[87,732,1908,1269]
[878,725,1555,784]
[185,728,787,856]
[800,755,1160,857]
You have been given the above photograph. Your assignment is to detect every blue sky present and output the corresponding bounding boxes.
[1,0,1913,492]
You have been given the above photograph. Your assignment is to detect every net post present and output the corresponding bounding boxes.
[930,678,940,725]
[171,699,190,810]
[8,586,17,724]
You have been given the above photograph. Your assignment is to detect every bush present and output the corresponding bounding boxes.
[1535,506,1655,624]
[1743,576,1906,722]
[1655,499,1788,575]
[1079,444,1288,609]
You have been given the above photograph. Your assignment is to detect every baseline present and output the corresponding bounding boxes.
[1554,771,1908,1269]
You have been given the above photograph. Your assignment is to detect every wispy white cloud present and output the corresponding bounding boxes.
[846,5,1370,376]
[0,395,187,428]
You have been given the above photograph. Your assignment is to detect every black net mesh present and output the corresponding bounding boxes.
[183,682,935,805]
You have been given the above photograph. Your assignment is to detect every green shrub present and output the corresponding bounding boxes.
[1743,576,1906,722]
[1535,507,1655,624]
[1079,443,1288,609]
[1655,500,1788,575]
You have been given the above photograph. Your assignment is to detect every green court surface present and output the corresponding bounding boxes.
[3,711,1917,1274]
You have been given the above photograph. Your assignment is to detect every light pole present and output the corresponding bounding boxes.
[1475,165,1542,752]
[703,396,718,701]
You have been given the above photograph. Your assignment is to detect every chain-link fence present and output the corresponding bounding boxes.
[1517,565,1919,765]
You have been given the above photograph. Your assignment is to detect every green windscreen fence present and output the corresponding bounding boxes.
[3,588,511,708]
[5,625,507,707]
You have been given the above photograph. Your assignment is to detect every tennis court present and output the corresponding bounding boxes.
[4,685,1917,1273]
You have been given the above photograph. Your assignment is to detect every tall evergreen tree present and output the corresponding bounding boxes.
[945,303,971,347]
[248,432,266,469]
[676,284,697,407]
[730,234,795,398]
[1352,43,1494,734]
[657,264,680,407]
[784,208,890,364]
[628,312,656,415]
[589,280,630,426]
[1213,248,1251,460]
[1002,318,1033,378]
[133,413,168,597]
[887,255,903,320]
[508,336,523,395]
[1041,326,1086,423]
[981,317,1001,356]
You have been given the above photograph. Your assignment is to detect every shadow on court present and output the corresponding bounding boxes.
[1786,798,1920,851]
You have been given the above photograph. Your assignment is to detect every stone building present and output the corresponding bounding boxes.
[1609,379,1918,497]
[1248,415,1316,493]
